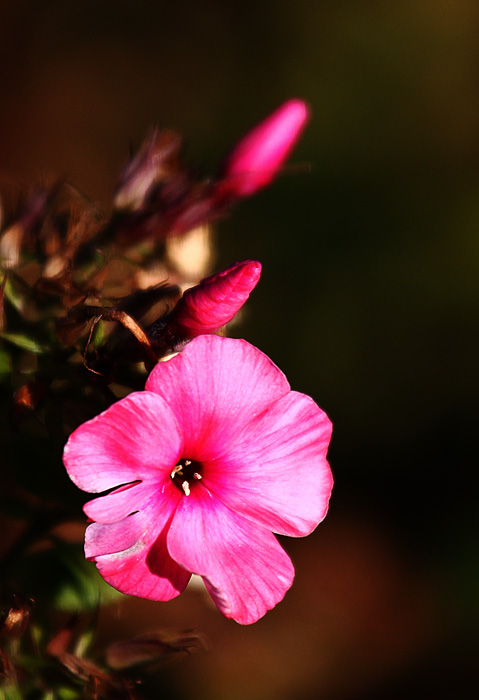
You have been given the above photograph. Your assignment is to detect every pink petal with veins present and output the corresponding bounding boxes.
[87,485,190,601]
[145,335,290,459]
[63,392,182,494]
[206,390,333,537]
[84,481,152,524]
[167,486,294,624]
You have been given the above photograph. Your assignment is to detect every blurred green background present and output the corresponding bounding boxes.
[1,1,477,698]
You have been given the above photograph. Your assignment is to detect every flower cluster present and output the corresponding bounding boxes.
[59,99,333,624]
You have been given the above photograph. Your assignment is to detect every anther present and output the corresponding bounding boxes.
[171,458,202,495]
[171,464,183,479]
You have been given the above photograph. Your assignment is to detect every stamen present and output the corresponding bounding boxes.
[171,464,183,479]
[170,458,202,495]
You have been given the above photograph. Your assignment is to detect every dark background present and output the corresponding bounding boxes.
[1,1,478,698]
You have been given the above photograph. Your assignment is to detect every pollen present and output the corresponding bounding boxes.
[170,464,183,479]
[170,458,202,495]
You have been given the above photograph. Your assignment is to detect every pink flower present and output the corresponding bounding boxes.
[215,99,310,200]
[163,260,261,345]
[63,335,333,624]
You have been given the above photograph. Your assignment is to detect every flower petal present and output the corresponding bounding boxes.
[63,392,182,493]
[205,391,333,537]
[85,512,146,558]
[167,487,294,624]
[88,485,190,601]
[145,335,290,460]
[84,481,152,524]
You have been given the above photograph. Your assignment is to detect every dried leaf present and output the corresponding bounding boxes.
[105,630,206,670]
[12,380,46,417]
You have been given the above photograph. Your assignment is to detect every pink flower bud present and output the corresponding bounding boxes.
[170,260,262,337]
[215,99,310,200]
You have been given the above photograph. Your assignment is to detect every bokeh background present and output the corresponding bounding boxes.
[1,1,478,698]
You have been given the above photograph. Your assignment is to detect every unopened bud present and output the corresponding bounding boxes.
[215,99,310,200]
[151,260,261,350]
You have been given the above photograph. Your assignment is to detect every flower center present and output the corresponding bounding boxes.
[170,458,202,496]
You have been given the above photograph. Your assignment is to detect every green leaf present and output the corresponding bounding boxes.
[0,331,48,354]
[0,347,12,376]
[74,626,95,658]
[29,622,44,649]
[57,688,82,700]
[52,541,122,611]
[13,541,122,614]
[3,276,25,313]
[2,684,23,700]
[92,319,105,348]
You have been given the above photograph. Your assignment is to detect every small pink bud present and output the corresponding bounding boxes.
[215,99,310,200]
[170,260,262,337]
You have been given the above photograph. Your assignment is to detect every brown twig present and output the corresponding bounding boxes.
[82,307,158,373]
